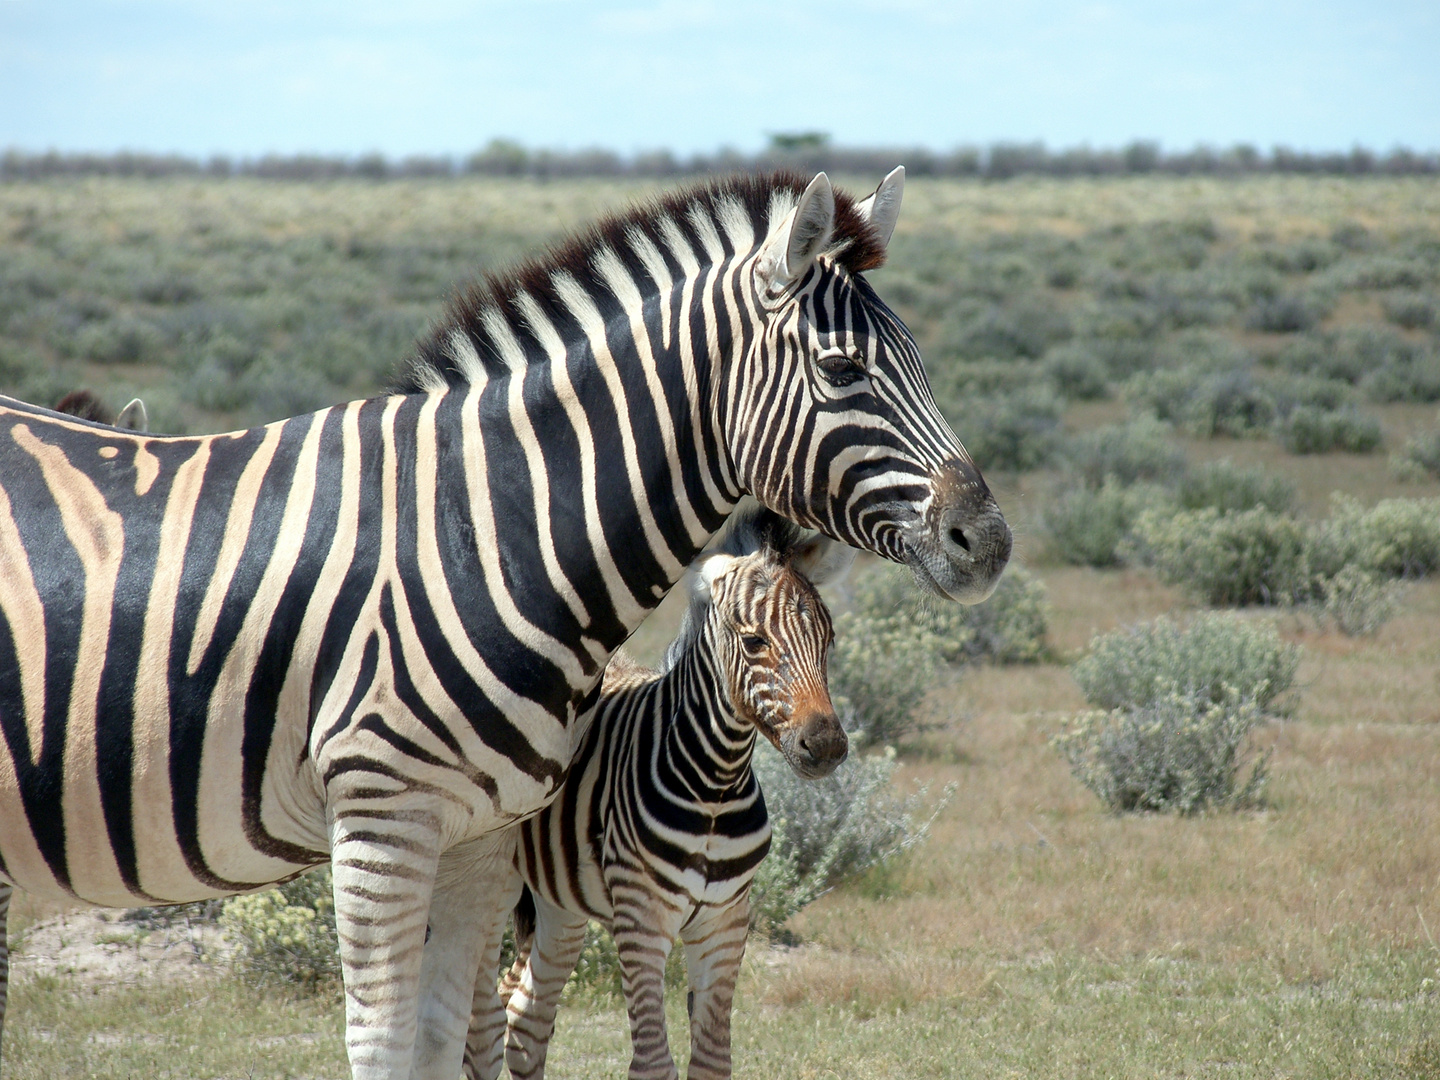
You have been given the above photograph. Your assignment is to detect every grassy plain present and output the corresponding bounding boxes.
[1,174,1438,1077]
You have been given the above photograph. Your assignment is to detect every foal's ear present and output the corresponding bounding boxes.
[790,533,857,586]
[115,397,149,433]
[694,553,737,601]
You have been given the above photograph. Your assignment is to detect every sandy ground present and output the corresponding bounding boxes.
[11,906,229,986]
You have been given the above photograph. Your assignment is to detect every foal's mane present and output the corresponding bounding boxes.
[397,172,884,393]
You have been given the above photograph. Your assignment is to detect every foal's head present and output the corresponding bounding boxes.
[675,507,854,779]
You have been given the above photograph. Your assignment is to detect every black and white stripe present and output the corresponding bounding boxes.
[0,169,1009,1078]
[461,508,852,1080]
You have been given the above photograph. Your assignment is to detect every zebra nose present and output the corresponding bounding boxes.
[796,714,848,774]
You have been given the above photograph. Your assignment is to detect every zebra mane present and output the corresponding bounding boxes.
[396,171,885,393]
[660,505,805,674]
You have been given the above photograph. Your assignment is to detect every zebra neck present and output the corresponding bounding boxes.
[660,625,758,798]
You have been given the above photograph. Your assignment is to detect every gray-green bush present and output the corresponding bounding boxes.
[1070,612,1300,717]
[748,746,947,941]
[1042,480,1170,567]
[1395,416,1440,479]
[1126,505,1311,607]
[1061,417,1187,489]
[1176,460,1296,514]
[1052,690,1269,814]
[1309,495,1440,579]
[1274,406,1383,454]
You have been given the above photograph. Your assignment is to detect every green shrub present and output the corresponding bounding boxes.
[1395,418,1440,479]
[1043,480,1170,567]
[1176,460,1296,514]
[1061,416,1187,489]
[1052,691,1269,814]
[221,867,340,992]
[1382,291,1437,330]
[1310,495,1440,579]
[828,603,943,749]
[1244,294,1321,333]
[1315,565,1401,637]
[1274,406,1382,454]
[1126,365,1276,438]
[845,560,1050,666]
[1041,343,1111,400]
[76,317,164,365]
[1127,506,1311,607]
[1070,612,1300,717]
[942,387,1064,472]
[749,746,947,941]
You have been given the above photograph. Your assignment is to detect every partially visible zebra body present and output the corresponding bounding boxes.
[0,169,1011,1078]
[462,508,853,1080]
[0,390,147,1032]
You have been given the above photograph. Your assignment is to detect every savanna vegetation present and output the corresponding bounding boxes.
[2,172,1438,1078]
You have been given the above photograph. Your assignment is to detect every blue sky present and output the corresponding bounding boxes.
[3,1,1437,157]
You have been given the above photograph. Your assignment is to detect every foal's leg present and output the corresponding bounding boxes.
[679,894,751,1080]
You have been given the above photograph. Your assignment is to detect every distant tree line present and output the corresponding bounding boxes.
[3,138,1437,182]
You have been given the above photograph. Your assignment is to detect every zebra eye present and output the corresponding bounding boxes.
[741,634,769,652]
[815,352,865,388]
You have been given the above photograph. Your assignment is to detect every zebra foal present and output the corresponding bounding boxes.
[461,508,853,1080]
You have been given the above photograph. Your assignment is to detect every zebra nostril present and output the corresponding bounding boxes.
[948,526,970,552]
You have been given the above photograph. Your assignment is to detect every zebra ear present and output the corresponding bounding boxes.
[855,166,904,251]
[695,553,737,601]
[790,533,857,587]
[756,172,836,299]
[115,398,149,433]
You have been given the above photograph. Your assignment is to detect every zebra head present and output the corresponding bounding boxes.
[730,168,1012,604]
[688,508,854,780]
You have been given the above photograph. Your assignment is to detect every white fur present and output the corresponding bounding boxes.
[754,172,836,301]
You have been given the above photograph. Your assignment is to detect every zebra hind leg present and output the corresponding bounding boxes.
[0,882,11,1068]
[455,844,523,1080]
[679,894,751,1080]
[503,893,590,1080]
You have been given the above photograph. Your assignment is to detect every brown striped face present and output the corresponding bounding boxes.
[700,550,847,779]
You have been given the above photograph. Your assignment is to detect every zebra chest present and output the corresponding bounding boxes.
[638,796,772,909]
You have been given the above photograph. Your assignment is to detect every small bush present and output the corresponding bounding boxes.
[1052,691,1269,814]
[1382,291,1437,330]
[221,867,340,992]
[1315,566,1401,637]
[1245,294,1320,333]
[1126,365,1276,438]
[76,317,164,365]
[1177,460,1296,514]
[1043,480,1170,567]
[1042,343,1111,400]
[1395,419,1440,479]
[1070,612,1300,717]
[1310,495,1440,580]
[749,746,947,941]
[1127,506,1311,607]
[1061,416,1187,489]
[1274,406,1382,454]
[942,387,1064,472]
[828,602,943,749]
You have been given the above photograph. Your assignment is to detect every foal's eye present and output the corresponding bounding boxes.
[741,634,769,652]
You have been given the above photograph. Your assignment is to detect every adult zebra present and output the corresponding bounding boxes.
[0,168,1010,1078]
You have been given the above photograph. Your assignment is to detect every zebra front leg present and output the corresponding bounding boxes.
[679,895,751,1080]
[503,893,590,1080]
[330,812,444,1079]
[0,882,11,1068]
[612,893,687,1080]
[416,831,520,1079]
